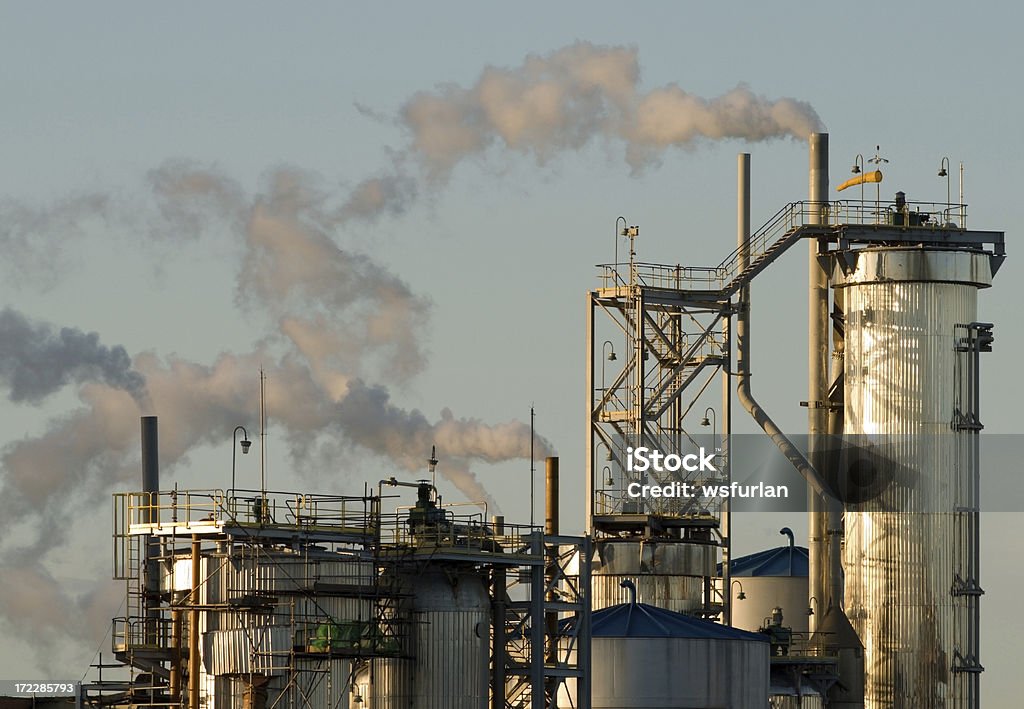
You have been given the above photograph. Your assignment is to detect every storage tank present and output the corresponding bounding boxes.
[726,534,810,635]
[362,567,490,709]
[836,247,993,708]
[592,539,715,613]
[170,546,374,709]
[590,593,769,708]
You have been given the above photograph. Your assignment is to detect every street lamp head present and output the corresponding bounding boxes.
[607,350,616,361]
[738,591,747,600]
[240,438,252,454]
[700,417,710,427]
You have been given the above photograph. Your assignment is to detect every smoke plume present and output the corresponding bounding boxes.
[0,308,148,406]
[0,193,112,286]
[0,164,550,537]
[390,41,823,185]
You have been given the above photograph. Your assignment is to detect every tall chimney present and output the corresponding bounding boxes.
[140,416,162,645]
[807,133,830,632]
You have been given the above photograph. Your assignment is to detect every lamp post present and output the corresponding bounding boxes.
[731,579,747,601]
[602,465,614,488]
[851,154,865,208]
[938,157,951,222]
[601,340,617,390]
[808,595,819,617]
[700,407,717,460]
[231,426,251,497]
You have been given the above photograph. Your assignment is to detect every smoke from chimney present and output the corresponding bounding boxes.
[0,308,149,406]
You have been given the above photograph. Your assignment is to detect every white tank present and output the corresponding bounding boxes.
[590,600,769,709]
[726,543,809,635]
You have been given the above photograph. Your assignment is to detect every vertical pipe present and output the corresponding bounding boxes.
[190,536,201,709]
[544,457,559,707]
[141,417,161,648]
[545,457,560,536]
[491,516,507,709]
[529,532,545,709]
[577,536,592,709]
[170,599,183,702]
[141,417,160,505]
[808,133,830,632]
[585,294,595,534]
[726,153,748,625]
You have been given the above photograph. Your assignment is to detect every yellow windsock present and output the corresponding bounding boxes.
[837,170,883,192]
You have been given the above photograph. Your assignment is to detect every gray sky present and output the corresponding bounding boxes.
[0,1,1021,701]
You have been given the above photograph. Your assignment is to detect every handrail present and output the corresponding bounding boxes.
[597,199,972,294]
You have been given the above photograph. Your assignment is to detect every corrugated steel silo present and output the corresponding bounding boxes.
[364,567,490,709]
[837,247,992,708]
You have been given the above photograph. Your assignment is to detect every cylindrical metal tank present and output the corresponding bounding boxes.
[172,547,374,709]
[365,567,490,709]
[592,539,715,613]
[836,247,993,708]
[726,544,809,635]
[590,600,770,708]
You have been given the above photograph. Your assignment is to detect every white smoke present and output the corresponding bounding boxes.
[0,164,550,542]
[390,41,823,185]
[0,166,552,661]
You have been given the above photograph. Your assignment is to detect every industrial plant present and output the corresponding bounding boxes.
[74,133,1003,708]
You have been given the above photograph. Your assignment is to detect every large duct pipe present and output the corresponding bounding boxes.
[735,154,829,499]
[808,133,831,632]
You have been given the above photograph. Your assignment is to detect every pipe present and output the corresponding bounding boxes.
[735,153,830,499]
[169,597,183,702]
[808,133,831,632]
[545,457,559,536]
[544,457,559,707]
[141,416,160,505]
[491,515,507,709]
[141,417,161,647]
[190,535,201,709]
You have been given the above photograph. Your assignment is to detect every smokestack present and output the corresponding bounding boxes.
[545,457,559,535]
[141,416,159,508]
[544,456,559,705]
[807,133,830,632]
[809,133,829,215]
[141,416,161,645]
